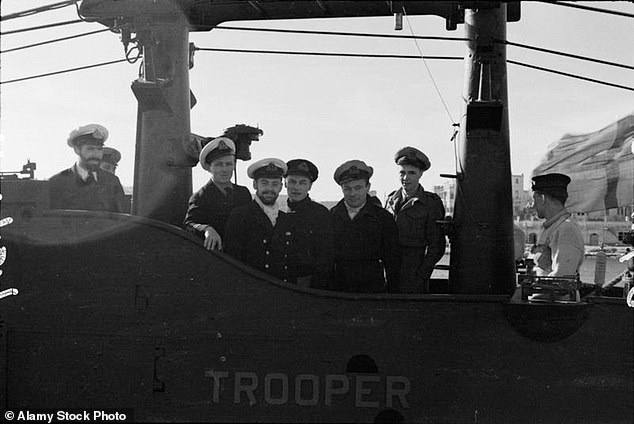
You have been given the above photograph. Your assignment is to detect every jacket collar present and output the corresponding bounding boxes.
[389,185,424,209]
[334,196,377,219]
[287,196,311,212]
[543,208,571,229]
[73,162,98,182]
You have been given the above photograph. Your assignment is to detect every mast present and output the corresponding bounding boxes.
[449,3,516,294]
[130,11,196,226]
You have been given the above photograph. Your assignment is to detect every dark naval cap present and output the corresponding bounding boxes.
[101,147,121,165]
[247,158,287,179]
[334,160,374,184]
[531,173,571,196]
[394,146,430,171]
[67,124,109,147]
[285,159,319,182]
[199,136,236,171]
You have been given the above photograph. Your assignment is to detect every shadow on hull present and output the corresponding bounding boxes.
[1,211,632,423]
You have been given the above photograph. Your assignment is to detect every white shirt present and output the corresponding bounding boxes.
[534,209,585,277]
[254,194,280,226]
[344,201,366,220]
[74,162,98,182]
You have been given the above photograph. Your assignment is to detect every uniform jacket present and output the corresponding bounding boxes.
[184,180,251,239]
[330,197,400,293]
[385,185,446,279]
[534,209,584,277]
[224,200,294,282]
[49,166,126,213]
[285,196,334,288]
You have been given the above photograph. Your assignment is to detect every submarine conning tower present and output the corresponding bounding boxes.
[78,0,520,295]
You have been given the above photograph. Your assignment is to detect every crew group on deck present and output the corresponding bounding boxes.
[50,124,585,294]
[184,135,447,294]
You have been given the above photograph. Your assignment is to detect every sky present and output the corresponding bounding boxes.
[1,1,633,203]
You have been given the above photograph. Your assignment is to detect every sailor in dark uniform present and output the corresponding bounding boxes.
[224,158,294,281]
[184,137,251,250]
[283,159,334,288]
[330,160,400,293]
[385,146,446,293]
[99,146,121,174]
[49,124,126,213]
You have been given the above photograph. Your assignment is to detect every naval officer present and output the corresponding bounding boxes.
[530,173,584,277]
[283,159,334,288]
[49,124,126,212]
[330,160,400,293]
[184,137,251,250]
[385,147,446,293]
[224,158,293,281]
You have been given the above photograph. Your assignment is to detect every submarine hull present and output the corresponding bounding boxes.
[1,212,632,423]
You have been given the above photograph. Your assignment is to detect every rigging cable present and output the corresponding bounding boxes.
[507,60,634,92]
[194,47,462,61]
[0,19,84,36]
[0,28,110,54]
[402,5,457,125]
[194,47,633,92]
[535,1,634,19]
[214,25,471,42]
[0,59,128,85]
[212,25,633,74]
[498,40,634,70]
[0,0,79,22]
[2,48,631,92]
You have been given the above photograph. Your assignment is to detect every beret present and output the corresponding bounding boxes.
[334,160,374,184]
[285,159,318,182]
[394,146,430,172]
[67,124,109,147]
[101,147,121,164]
[247,158,287,179]
[199,137,235,171]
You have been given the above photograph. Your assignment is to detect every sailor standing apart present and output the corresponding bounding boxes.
[530,173,584,277]
[283,159,334,288]
[184,137,251,250]
[385,147,446,293]
[49,124,126,212]
[224,158,293,281]
[330,160,400,293]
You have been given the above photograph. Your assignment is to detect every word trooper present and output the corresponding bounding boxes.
[205,371,410,408]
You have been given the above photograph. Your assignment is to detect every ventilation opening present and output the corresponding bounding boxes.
[346,354,378,374]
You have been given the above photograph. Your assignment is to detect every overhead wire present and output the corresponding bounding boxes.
[0,19,84,35]
[1,17,630,91]
[0,59,128,85]
[402,5,458,126]
[507,60,634,92]
[2,37,630,92]
[535,1,634,19]
[194,47,462,61]
[1,28,110,54]
[4,46,626,89]
[499,39,634,70]
[214,25,471,42]
[213,25,633,74]
[0,0,79,22]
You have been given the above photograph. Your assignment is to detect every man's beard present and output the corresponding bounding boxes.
[257,190,279,206]
[82,158,100,172]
